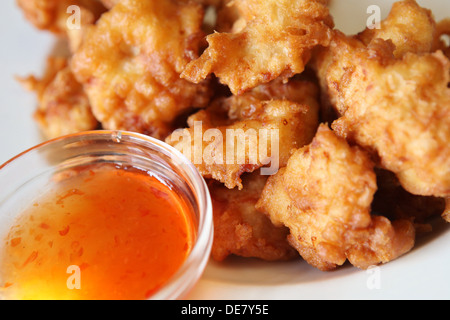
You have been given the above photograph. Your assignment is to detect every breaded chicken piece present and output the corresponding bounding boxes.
[256,125,415,271]
[181,0,334,95]
[17,0,105,51]
[166,80,320,189]
[315,14,450,199]
[209,173,297,262]
[330,41,450,198]
[314,0,440,122]
[71,0,212,139]
[314,1,450,198]
[19,56,98,139]
[357,0,438,58]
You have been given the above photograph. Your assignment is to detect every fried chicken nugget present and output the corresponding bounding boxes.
[19,56,98,139]
[166,79,320,189]
[209,173,297,262]
[71,0,212,139]
[331,43,450,198]
[256,125,415,271]
[315,20,450,199]
[181,0,334,95]
[357,0,438,58]
[314,1,450,198]
[314,0,440,121]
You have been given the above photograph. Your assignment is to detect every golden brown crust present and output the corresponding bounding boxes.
[71,0,213,139]
[16,0,449,273]
[314,3,450,198]
[314,0,442,121]
[181,0,334,95]
[166,79,320,189]
[209,173,297,262]
[357,0,437,58]
[330,48,450,197]
[256,125,415,270]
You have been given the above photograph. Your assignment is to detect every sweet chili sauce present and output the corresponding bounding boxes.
[0,163,195,300]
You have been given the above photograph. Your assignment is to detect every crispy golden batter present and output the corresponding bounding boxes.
[330,43,450,197]
[314,0,441,122]
[314,1,450,198]
[19,56,98,139]
[315,7,450,197]
[256,125,415,270]
[166,79,320,189]
[181,0,334,95]
[357,0,438,58]
[71,0,212,139]
[209,173,297,262]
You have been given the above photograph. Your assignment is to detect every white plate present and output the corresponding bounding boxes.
[1,0,449,300]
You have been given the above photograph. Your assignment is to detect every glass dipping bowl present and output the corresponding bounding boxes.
[0,130,213,300]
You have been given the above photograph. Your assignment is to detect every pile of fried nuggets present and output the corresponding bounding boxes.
[17,0,450,271]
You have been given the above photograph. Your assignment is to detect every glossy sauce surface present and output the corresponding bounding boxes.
[0,164,195,300]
